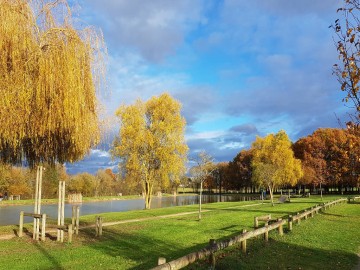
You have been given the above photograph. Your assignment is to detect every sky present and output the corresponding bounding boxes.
[66,0,349,175]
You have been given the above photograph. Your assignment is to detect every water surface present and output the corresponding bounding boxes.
[0,194,258,226]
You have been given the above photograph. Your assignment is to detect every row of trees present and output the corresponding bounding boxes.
[0,164,120,199]
[193,127,360,201]
[189,131,303,205]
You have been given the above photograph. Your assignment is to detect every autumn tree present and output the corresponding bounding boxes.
[215,162,230,195]
[96,169,118,196]
[42,164,68,198]
[0,0,106,166]
[228,149,254,192]
[294,128,360,194]
[190,151,215,219]
[112,93,188,209]
[67,173,97,197]
[293,135,327,197]
[7,166,31,197]
[251,131,303,206]
[332,0,360,122]
[0,163,11,195]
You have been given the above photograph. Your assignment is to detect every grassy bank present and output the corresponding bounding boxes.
[0,195,358,269]
[186,201,360,270]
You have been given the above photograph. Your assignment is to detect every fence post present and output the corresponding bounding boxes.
[254,217,258,229]
[277,219,283,236]
[72,206,80,235]
[96,216,103,237]
[209,239,216,269]
[264,225,269,242]
[297,212,301,224]
[41,214,46,241]
[76,206,80,235]
[241,229,247,253]
[158,257,166,265]
[95,217,99,236]
[72,206,75,230]
[19,211,24,237]
[99,217,103,236]
[68,224,73,243]
[288,215,293,231]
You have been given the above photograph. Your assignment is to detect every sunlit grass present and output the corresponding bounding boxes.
[0,195,357,270]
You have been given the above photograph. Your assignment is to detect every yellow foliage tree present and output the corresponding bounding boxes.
[0,0,106,166]
[113,93,188,209]
[251,130,303,206]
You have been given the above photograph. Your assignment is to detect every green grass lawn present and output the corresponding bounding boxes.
[0,195,358,270]
[185,201,360,270]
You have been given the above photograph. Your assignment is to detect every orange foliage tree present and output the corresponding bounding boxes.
[332,0,360,122]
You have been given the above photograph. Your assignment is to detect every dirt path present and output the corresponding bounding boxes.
[0,202,264,241]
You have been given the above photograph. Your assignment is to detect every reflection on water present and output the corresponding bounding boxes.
[0,194,258,226]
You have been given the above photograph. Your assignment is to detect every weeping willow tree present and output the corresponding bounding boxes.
[0,0,106,166]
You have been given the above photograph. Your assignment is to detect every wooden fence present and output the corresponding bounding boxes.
[19,211,46,241]
[348,196,360,203]
[151,198,347,270]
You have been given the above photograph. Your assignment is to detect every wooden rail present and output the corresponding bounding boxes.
[348,196,360,203]
[254,214,271,228]
[19,211,46,241]
[152,198,347,270]
[46,224,74,243]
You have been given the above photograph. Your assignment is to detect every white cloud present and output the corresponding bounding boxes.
[79,0,206,62]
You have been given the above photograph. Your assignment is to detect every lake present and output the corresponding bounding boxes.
[0,194,259,226]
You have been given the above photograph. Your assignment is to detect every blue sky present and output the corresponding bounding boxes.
[66,0,348,175]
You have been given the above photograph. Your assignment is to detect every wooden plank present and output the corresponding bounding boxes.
[23,212,42,218]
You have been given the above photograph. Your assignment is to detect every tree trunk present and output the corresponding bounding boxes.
[198,180,203,220]
[269,185,274,206]
[144,181,152,210]
[320,182,323,200]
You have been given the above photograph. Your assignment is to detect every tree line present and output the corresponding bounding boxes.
[1,126,359,201]
[195,127,360,198]
[0,164,122,199]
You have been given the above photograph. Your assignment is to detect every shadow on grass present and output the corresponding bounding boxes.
[348,201,360,205]
[186,238,358,270]
[32,242,64,270]
[79,225,255,270]
[217,208,292,215]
